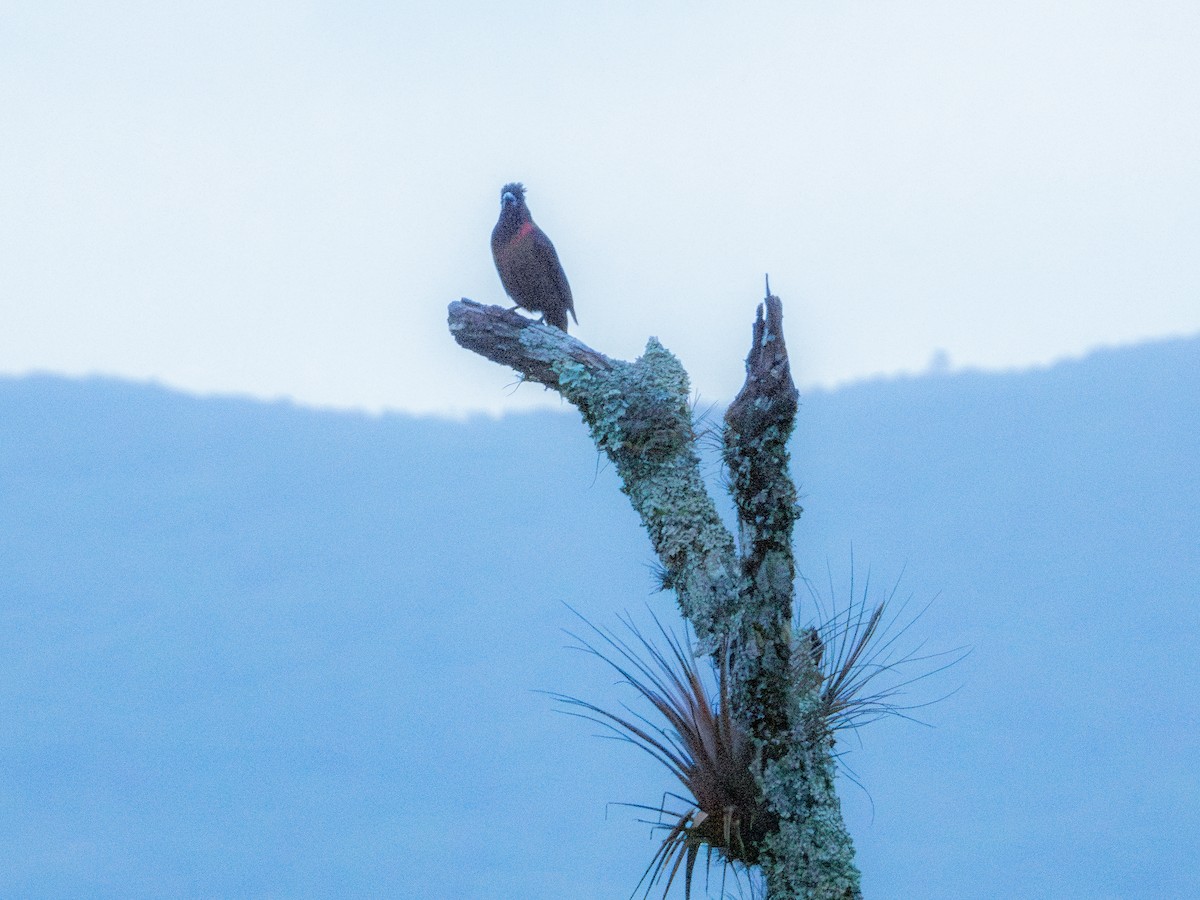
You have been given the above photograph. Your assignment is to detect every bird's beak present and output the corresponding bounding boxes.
[501,192,516,205]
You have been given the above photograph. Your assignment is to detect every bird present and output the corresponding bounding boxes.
[490,182,577,332]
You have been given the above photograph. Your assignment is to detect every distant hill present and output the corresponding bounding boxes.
[2,335,1197,898]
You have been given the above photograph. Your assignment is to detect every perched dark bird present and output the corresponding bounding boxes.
[490,182,577,332]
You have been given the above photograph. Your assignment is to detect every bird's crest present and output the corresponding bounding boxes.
[500,182,527,202]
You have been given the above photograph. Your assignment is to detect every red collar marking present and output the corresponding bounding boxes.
[503,221,535,251]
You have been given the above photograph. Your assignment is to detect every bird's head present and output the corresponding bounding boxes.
[495,182,531,232]
[499,182,527,211]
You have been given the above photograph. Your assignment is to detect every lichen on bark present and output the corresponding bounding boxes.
[554,340,741,648]
[447,295,863,899]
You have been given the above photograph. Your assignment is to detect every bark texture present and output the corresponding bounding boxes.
[448,295,861,899]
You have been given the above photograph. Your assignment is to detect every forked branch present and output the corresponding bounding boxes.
[448,292,861,900]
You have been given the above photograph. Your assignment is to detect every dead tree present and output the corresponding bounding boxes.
[448,291,862,900]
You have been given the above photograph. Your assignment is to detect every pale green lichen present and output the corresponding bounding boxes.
[554,341,740,646]
[759,738,862,900]
[553,336,861,900]
[750,647,862,900]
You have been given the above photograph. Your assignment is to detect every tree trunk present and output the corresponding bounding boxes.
[448,293,862,899]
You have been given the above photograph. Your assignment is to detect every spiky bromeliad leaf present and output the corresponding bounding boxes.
[552,571,964,899]
[801,562,969,735]
[550,608,773,900]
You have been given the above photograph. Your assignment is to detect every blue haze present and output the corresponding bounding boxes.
[1,335,1197,898]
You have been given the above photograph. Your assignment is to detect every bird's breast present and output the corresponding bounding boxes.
[501,221,536,250]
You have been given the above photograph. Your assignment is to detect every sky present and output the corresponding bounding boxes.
[2,1,1197,416]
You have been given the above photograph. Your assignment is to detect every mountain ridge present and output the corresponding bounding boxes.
[1,333,1196,898]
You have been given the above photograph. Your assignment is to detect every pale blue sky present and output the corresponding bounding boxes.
[2,1,1197,415]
